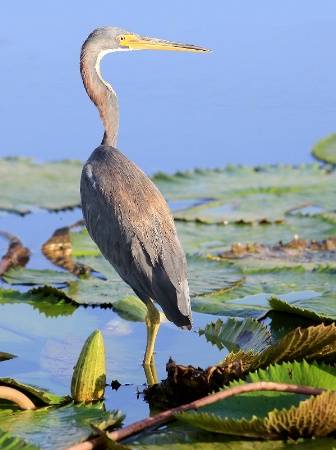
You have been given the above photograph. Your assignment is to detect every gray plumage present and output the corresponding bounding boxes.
[79,27,193,330]
[81,145,191,327]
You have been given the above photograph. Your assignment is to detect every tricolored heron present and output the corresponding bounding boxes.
[79,27,210,379]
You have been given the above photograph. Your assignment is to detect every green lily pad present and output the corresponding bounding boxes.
[0,351,16,362]
[0,157,82,214]
[199,317,271,353]
[177,361,336,439]
[0,378,66,406]
[216,237,336,271]
[152,165,336,224]
[192,266,336,319]
[0,401,123,449]
[250,323,336,371]
[70,214,336,259]
[62,256,243,307]
[268,295,336,323]
[70,228,100,256]
[0,430,40,449]
[2,268,77,286]
[311,133,336,165]
[129,422,335,450]
[112,295,148,322]
[0,286,77,318]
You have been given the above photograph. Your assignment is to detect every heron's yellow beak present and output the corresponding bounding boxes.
[118,34,211,53]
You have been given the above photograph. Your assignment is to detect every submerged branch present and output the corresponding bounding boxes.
[65,381,327,450]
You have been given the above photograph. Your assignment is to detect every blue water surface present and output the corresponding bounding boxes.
[1,1,336,174]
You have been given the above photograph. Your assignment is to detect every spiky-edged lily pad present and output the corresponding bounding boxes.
[177,361,336,439]
[199,317,271,353]
[0,378,66,406]
[0,430,40,449]
[176,215,336,256]
[153,165,336,224]
[0,401,123,449]
[69,214,336,258]
[311,133,336,165]
[112,295,148,322]
[250,323,336,371]
[63,256,243,307]
[216,236,336,270]
[0,157,82,214]
[2,268,77,286]
[129,421,336,449]
[0,286,77,317]
[0,351,16,362]
[268,295,336,323]
[192,266,336,319]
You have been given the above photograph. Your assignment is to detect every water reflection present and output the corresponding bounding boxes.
[0,301,227,425]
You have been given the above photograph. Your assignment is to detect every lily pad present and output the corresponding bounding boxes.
[0,351,16,362]
[0,400,123,449]
[0,430,40,449]
[177,361,336,439]
[199,317,271,353]
[216,236,336,270]
[250,323,336,371]
[152,165,336,224]
[268,295,336,323]
[129,422,336,450]
[0,378,66,406]
[2,268,77,286]
[192,266,336,319]
[311,133,336,165]
[176,215,336,256]
[63,256,243,307]
[0,286,77,318]
[0,157,82,214]
[112,295,148,322]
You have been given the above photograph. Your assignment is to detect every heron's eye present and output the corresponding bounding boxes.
[117,35,126,43]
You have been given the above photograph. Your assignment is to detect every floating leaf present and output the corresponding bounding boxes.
[0,430,40,449]
[216,236,336,269]
[268,295,336,323]
[311,133,336,165]
[3,268,77,286]
[250,323,336,371]
[199,317,271,353]
[0,351,16,362]
[267,390,336,439]
[0,286,77,318]
[177,215,336,256]
[0,401,123,449]
[0,378,67,406]
[61,256,243,308]
[153,165,336,224]
[129,421,335,449]
[0,157,82,214]
[177,361,336,439]
[112,296,147,322]
[192,266,336,319]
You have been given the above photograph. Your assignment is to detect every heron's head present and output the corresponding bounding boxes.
[86,26,211,54]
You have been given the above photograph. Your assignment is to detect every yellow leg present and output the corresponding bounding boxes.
[143,298,160,385]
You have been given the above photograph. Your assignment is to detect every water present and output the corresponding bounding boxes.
[1,1,336,443]
[1,1,336,174]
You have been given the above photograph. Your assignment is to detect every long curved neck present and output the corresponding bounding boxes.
[80,43,119,147]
